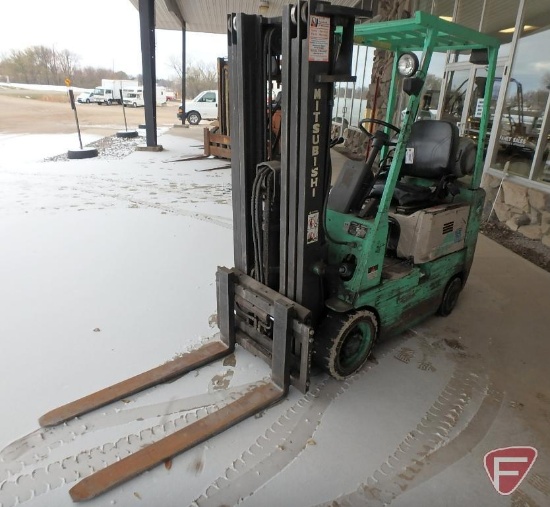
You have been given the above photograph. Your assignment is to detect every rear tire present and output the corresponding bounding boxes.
[313,309,378,380]
[437,276,463,316]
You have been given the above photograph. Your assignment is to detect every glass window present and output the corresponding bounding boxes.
[490,25,550,181]
[200,92,216,102]
[532,105,550,184]
[333,44,373,129]
[420,52,446,120]
[441,67,470,126]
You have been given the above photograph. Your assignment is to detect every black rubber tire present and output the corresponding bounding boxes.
[132,102,137,108]
[116,130,138,138]
[313,309,378,380]
[106,99,112,106]
[85,98,90,103]
[437,276,463,317]
[187,111,201,125]
[67,148,99,159]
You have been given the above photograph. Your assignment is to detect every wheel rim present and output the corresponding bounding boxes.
[336,320,374,376]
[189,113,199,124]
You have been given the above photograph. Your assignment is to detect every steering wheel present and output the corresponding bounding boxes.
[358,118,400,142]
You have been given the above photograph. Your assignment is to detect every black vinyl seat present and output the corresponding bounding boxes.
[371,120,464,206]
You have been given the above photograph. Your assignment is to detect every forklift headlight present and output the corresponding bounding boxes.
[397,53,419,77]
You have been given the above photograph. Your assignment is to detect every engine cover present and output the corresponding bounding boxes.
[389,203,470,263]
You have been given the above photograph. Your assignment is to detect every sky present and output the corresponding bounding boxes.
[0,0,228,79]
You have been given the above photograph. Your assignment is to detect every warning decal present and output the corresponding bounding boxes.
[308,15,330,62]
[307,211,320,244]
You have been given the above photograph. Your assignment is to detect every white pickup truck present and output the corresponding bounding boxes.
[177,90,218,125]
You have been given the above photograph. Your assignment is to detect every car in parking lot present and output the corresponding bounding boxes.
[76,90,94,103]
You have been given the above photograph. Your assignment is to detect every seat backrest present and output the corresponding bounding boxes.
[402,120,459,179]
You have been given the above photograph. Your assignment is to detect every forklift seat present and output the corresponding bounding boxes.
[402,120,459,179]
[372,120,466,207]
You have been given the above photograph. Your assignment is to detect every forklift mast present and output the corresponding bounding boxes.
[224,0,370,393]
[229,1,368,318]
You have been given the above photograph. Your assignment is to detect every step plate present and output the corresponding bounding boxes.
[39,341,232,427]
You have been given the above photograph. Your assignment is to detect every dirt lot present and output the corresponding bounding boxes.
[0,89,183,137]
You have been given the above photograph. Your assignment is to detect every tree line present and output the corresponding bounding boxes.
[0,45,218,98]
[0,45,133,89]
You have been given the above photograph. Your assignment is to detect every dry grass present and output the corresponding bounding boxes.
[0,87,69,103]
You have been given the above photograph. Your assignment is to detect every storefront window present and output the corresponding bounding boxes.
[532,105,550,183]
[490,25,550,182]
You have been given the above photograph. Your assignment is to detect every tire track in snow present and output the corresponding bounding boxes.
[314,341,500,507]
[0,382,267,507]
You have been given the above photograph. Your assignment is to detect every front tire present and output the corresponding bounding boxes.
[314,310,378,380]
[187,111,201,125]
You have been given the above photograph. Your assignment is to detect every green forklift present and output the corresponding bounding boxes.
[40,3,499,501]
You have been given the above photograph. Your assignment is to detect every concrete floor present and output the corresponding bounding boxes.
[0,127,548,507]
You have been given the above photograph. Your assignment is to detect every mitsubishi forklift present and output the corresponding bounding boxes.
[39,2,499,501]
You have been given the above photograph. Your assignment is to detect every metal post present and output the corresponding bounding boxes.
[120,89,128,131]
[181,25,186,124]
[139,0,158,147]
[349,44,360,127]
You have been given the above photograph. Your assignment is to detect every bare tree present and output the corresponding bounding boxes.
[167,56,217,98]
[58,49,80,79]
[168,55,183,80]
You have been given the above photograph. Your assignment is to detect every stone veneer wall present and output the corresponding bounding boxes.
[482,173,550,247]
[341,126,368,157]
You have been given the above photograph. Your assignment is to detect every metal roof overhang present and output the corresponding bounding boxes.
[127,0,369,32]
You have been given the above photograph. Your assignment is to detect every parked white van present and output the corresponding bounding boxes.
[177,90,218,125]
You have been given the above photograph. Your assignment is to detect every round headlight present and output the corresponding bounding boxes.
[397,53,419,77]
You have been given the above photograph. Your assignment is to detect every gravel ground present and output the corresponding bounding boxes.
[481,219,550,273]
[45,132,147,161]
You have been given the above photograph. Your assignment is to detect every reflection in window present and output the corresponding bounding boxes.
[491,26,550,183]
[532,117,550,183]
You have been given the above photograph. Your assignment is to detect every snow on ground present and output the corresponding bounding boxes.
[0,133,102,164]
[0,130,548,507]
[0,83,90,93]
